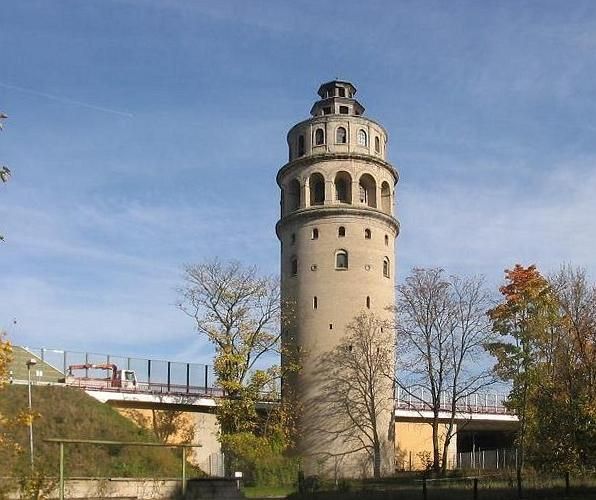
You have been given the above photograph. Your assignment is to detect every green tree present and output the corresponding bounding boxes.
[179,260,287,435]
[528,266,596,472]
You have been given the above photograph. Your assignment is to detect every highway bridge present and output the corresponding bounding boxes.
[9,345,518,471]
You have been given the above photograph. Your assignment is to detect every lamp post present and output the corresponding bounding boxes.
[26,358,37,471]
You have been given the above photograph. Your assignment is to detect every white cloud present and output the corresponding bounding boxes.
[398,157,596,285]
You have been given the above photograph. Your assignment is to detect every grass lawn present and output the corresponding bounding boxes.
[283,473,596,499]
[243,485,296,498]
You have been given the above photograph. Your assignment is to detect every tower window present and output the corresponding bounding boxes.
[298,135,305,156]
[323,106,332,115]
[291,257,298,276]
[309,173,325,205]
[291,233,296,245]
[312,228,319,240]
[315,128,325,145]
[338,87,346,97]
[339,106,349,114]
[385,234,389,246]
[336,127,347,144]
[334,171,352,203]
[359,174,377,208]
[338,226,346,237]
[381,181,392,213]
[336,249,348,269]
[383,257,390,278]
[287,179,301,212]
[313,296,318,309]
[364,228,371,239]
[366,296,371,309]
[357,129,367,146]
[375,136,381,153]
[329,324,333,330]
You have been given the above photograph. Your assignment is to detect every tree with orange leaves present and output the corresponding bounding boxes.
[487,264,559,493]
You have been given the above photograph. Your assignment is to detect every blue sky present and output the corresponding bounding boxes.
[1,1,596,364]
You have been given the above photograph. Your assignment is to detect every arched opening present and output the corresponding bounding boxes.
[335,250,348,269]
[381,181,391,213]
[336,127,347,144]
[383,257,390,278]
[309,173,325,205]
[298,135,305,156]
[287,179,301,212]
[291,257,298,276]
[375,136,380,153]
[364,228,371,239]
[338,226,346,237]
[314,128,325,145]
[334,171,352,203]
[312,228,319,240]
[359,174,377,207]
[357,129,367,146]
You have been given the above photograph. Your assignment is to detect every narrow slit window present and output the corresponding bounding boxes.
[375,136,380,153]
[366,296,371,309]
[364,228,371,239]
[313,296,318,309]
[385,234,389,246]
[312,228,319,240]
[291,258,298,276]
[291,233,296,245]
[329,323,333,330]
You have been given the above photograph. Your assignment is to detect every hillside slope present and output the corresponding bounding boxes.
[0,384,189,478]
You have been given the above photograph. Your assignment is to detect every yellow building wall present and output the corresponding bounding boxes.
[395,422,457,471]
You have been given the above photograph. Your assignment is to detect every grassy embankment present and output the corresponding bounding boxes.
[0,384,197,479]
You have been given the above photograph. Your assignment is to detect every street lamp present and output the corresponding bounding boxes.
[26,358,37,471]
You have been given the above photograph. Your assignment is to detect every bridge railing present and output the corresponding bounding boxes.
[395,386,511,415]
[23,346,218,395]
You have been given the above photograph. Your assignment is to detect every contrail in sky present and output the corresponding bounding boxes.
[0,81,134,118]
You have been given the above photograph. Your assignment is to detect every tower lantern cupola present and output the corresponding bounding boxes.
[310,80,365,117]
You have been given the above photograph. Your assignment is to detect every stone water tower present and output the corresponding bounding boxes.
[276,81,399,477]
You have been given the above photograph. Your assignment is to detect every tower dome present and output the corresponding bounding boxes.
[277,81,399,477]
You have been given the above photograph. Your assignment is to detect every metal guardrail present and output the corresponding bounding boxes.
[395,386,511,414]
[23,346,218,393]
[20,346,511,412]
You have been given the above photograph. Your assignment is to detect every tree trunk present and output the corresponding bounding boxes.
[440,436,451,475]
[373,441,381,479]
[432,418,440,472]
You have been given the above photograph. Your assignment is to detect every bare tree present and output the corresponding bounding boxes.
[178,260,285,434]
[314,312,395,479]
[395,268,495,473]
